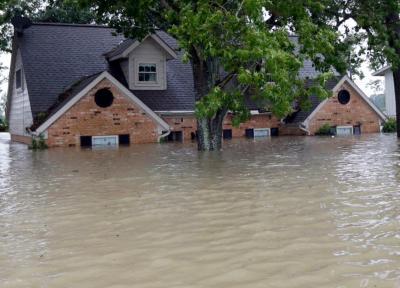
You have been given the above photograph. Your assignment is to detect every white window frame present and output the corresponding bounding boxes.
[137,62,158,84]
[253,128,271,138]
[92,135,119,146]
[336,125,354,136]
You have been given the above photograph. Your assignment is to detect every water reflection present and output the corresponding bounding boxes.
[0,133,399,287]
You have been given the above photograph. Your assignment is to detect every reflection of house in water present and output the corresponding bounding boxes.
[6,17,387,148]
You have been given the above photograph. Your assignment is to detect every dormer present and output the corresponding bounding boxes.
[106,34,177,90]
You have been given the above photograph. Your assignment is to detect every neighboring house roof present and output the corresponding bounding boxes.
[35,71,170,134]
[372,65,392,76]
[301,75,387,130]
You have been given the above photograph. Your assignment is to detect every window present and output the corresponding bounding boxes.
[254,128,271,138]
[338,89,350,105]
[223,129,232,140]
[16,69,22,89]
[138,63,157,82]
[336,126,353,136]
[167,131,183,142]
[95,88,114,108]
[92,135,119,146]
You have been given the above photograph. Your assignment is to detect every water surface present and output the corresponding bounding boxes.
[1,133,400,287]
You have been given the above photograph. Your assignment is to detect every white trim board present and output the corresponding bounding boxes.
[35,71,170,134]
[109,34,177,61]
[301,75,387,130]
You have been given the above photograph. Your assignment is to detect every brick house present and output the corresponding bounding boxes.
[6,19,386,147]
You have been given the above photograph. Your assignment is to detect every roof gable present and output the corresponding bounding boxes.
[35,71,170,134]
[106,34,177,61]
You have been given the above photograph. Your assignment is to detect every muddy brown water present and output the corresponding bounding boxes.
[1,132,400,287]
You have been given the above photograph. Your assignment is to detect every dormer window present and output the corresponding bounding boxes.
[138,63,157,82]
[16,69,22,90]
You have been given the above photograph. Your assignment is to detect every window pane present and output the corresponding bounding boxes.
[148,73,156,81]
[16,69,22,89]
[144,73,150,81]
[139,74,144,81]
[139,66,144,72]
[150,65,156,72]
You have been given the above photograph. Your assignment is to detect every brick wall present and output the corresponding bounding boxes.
[164,113,282,140]
[47,79,160,147]
[308,82,382,135]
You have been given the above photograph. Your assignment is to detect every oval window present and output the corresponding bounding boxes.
[338,89,350,105]
[95,88,114,108]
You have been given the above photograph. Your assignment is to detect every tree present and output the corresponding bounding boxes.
[80,0,348,150]
[0,0,95,52]
[349,1,400,136]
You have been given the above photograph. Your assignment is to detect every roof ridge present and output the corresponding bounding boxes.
[31,22,111,28]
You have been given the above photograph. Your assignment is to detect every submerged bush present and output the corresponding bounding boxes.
[382,118,397,133]
[29,134,48,150]
[315,123,333,136]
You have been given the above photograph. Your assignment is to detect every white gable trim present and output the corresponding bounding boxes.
[109,34,177,61]
[302,75,387,130]
[35,71,170,134]
[372,65,391,76]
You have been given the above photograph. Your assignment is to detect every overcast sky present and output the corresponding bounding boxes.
[0,48,384,103]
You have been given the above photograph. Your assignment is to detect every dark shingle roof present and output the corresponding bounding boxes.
[18,23,124,116]
[16,23,324,119]
[285,78,340,124]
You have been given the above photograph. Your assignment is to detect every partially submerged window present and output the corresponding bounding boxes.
[223,129,232,140]
[353,125,361,135]
[119,134,130,145]
[16,69,22,89]
[336,126,353,136]
[95,88,114,108]
[92,135,118,146]
[338,89,350,105]
[245,128,271,138]
[80,136,92,147]
[167,131,183,142]
[138,63,157,82]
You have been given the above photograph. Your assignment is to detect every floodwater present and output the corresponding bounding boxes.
[1,133,400,288]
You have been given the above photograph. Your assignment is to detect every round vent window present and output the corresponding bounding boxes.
[95,88,114,108]
[338,89,350,105]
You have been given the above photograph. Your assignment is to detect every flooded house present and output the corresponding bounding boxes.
[7,18,386,147]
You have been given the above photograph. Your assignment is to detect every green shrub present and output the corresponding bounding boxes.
[0,118,8,132]
[29,134,48,150]
[316,123,333,136]
[382,118,397,133]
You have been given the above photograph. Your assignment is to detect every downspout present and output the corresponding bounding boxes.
[299,122,311,135]
[158,129,171,142]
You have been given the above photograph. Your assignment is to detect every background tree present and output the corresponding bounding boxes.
[0,0,95,52]
[79,0,348,150]
[350,0,400,136]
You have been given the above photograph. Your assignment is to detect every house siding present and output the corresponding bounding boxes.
[8,49,33,138]
[384,70,396,117]
[307,82,382,135]
[128,37,167,90]
[46,78,160,147]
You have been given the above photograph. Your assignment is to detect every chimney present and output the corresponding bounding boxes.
[11,16,32,35]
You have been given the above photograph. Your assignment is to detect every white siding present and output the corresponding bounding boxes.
[384,70,396,117]
[8,49,33,136]
[128,37,167,90]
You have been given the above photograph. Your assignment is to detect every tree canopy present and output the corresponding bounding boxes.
[78,0,349,149]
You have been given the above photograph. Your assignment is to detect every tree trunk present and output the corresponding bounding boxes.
[197,108,227,151]
[393,68,400,136]
[386,11,400,136]
[191,49,226,151]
